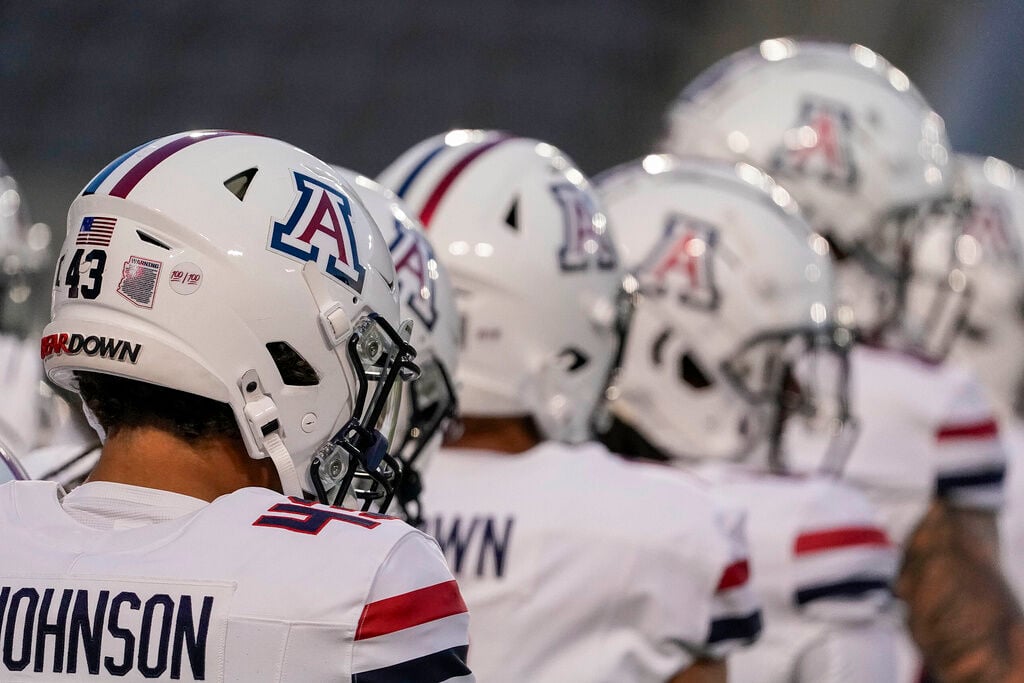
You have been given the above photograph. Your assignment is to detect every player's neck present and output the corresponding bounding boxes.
[87,426,282,502]
[447,416,541,454]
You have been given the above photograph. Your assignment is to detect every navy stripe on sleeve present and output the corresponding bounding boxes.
[707,610,762,645]
[352,645,470,683]
[936,465,1006,497]
[795,575,892,606]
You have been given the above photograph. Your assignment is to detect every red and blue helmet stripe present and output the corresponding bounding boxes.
[82,130,250,199]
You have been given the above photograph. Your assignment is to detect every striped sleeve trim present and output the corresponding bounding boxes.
[707,610,762,646]
[352,645,471,683]
[936,465,1007,496]
[936,418,999,442]
[356,580,467,640]
[794,575,892,606]
[794,526,891,555]
[715,559,751,592]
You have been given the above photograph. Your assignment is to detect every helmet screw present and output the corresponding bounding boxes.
[245,381,257,393]
[301,413,317,433]
[329,459,343,478]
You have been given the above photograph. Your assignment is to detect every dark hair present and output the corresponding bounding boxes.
[75,372,241,444]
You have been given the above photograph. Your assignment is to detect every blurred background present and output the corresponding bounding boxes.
[1,0,1022,309]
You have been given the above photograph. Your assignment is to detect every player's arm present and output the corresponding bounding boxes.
[897,500,1024,682]
[679,504,761,683]
[794,621,900,682]
[789,482,900,682]
[350,530,474,682]
[668,658,725,683]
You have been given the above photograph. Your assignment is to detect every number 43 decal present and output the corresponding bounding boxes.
[55,248,107,299]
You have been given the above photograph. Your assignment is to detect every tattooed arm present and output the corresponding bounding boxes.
[667,659,726,683]
[897,500,1024,682]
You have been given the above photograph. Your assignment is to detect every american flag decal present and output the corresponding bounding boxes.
[117,256,162,308]
[76,216,117,246]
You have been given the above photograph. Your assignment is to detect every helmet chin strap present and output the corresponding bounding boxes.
[239,368,304,499]
[263,431,303,498]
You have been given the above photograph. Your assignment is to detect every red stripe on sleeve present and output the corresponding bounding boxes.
[356,580,467,641]
[716,559,750,591]
[418,136,511,227]
[795,526,890,555]
[935,418,999,442]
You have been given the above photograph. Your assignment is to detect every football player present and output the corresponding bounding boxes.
[937,155,1024,603]
[0,131,473,681]
[663,39,1023,681]
[597,154,899,682]
[379,130,762,683]
[333,166,460,526]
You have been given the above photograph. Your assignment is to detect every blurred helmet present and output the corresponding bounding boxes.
[941,155,1024,420]
[663,39,962,358]
[333,166,459,523]
[597,155,855,471]
[0,439,27,484]
[43,131,417,510]
[379,130,622,443]
[0,157,52,334]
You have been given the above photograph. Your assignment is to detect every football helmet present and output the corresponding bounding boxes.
[942,155,1024,419]
[664,39,962,359]
[379,130,623,443]
[597,155,855,472]
[43,131,417,510]
[333,166,460,523]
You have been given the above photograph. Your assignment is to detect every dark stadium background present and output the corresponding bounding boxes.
[1,0,1022,278]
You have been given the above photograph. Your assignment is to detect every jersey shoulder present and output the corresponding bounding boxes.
[722,473,897,625]
[208,487,422,555]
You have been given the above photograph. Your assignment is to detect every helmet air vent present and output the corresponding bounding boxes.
[558,347,589,372]
[266,341,320,386]
[504,198,519,230]
[224,168,258,201]
[136,230,171,250]
[679,352,713,389]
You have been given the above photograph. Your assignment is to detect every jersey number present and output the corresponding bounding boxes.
[55,249,107,299]
[252,498,386,535]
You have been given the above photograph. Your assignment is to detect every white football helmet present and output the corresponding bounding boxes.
[379,130,623,443]
[941,155,1024,420]
[598,155,854,471]
[43,131,417,510]
[333,166,460,523]
[664,39,962,359]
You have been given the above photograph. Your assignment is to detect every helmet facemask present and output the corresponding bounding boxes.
[721,323,857,474]
[308,313,419,511]
[391,356,458,525]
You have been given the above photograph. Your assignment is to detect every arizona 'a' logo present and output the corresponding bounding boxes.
[771,97,858,189]
[964,195,1021,265]
[639,214,719,309]
[388,220,439,330]
[552,183,618,271]
[269,172,365,292]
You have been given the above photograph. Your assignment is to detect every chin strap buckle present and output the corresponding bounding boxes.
[239,369,301,498]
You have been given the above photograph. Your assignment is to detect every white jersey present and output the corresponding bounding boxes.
[696,463,900,682]
[0,480,473,682]
[789,344,1007,547]
[419,441,761,683]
